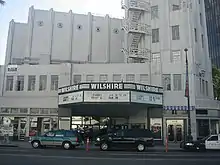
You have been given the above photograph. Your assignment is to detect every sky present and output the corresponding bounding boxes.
[0,0,124,65]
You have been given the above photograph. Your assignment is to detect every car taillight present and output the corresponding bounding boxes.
[76,137,78,142]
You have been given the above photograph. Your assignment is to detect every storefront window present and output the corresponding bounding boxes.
[150,118,162,140]
[0,108,10,113]
[197,119,209,137]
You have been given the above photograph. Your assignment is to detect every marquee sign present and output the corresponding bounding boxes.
[84,91,130,102]
[58,82,163,94]
[131,91,163,105]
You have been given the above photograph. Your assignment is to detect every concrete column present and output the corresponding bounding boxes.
[18,118,21,140]
[216,121,219,134]
[69,10,74,61]
[88,12,93,62]
[25,116,30,140]
[105,14,110,63]
[208,118,211,135]
[26,6,35,58]
[5,19,15,65]
[49,118,53,130]
[49,8,55,63]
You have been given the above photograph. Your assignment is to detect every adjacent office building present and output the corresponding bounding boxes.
[0,0,220,142]
[204,0,220,68]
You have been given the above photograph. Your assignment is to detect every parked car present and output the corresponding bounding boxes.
[180,134,220,151]
[95,129,154,152]
[29,129,83,150]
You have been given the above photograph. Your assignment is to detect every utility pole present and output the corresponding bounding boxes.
[184,48,193,141]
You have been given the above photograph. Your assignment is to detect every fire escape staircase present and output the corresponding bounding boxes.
[121,0,151,62]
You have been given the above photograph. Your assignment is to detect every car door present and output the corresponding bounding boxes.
[41,131,55,145]
[111,130,124,148]
[121,129,136,149]
[53,130,65,146]
[205,135,219,150]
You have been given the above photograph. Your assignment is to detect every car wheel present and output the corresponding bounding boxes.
[62,142,72,150]
[137,143,145,152]
[100,143,109,151]
[32,141,41,149]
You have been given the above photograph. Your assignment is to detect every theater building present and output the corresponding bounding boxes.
[0,0,220,142]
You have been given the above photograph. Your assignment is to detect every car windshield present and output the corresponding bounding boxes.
[201,135,210,141]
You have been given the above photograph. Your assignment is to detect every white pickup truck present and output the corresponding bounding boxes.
[180,134,220,151]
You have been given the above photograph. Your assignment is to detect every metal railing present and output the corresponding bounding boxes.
[121,0,150,11]
[122,48,150,60]
[122,20,151,35]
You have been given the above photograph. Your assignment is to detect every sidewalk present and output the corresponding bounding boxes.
[0,141,182,152]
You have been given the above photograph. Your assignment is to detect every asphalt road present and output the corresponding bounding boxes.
[0,147,220,165]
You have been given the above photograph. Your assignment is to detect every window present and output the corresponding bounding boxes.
[200,78,202,93]
[152,28,159,43]
[77,24,82,30]
[55,130,64,137]
[194,28,197,42]
[126,74,135,82]
[140,74,148,84]
[96,27,100,32]
[205,81,208,96]
[73,75,81,84]
[207,135,218,141]
[202,79,205,94]
[99,74,108,82]
[173,74,182,91]
[28,75,36,91]
[16,76,24,91]
[172,25,180,40]
[113,28,119,34]
[86,75,94,82]
[39,75,47,91]
[172,4,180,11]
[201,34,204,48]
[162,74,171,91]
[6,76,14,91]
[200,13,203,26]
[65,130,76,137]
[171,50,181,63]
[152,53,160,63]
[51,75,58,91]
[45,131,55,137]
[151,6,159,19]
[37,20,44,27]
[57,23,63,28]
[113,74,122,82]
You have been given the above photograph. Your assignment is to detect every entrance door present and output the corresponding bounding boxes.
[167,120,184,142]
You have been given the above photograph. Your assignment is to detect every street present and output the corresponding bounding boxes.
[0,147,220,165]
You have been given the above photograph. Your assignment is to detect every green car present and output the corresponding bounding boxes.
[29,130,83,150]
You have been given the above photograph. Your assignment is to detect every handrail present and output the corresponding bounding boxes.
[121,0,150,11]
[122,20,151,34]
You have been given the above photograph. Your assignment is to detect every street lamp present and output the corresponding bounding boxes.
[184,48,193,141]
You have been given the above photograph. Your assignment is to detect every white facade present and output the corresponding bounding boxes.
[1,0,220,141]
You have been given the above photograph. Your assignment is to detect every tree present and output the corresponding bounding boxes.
[0,0,5,5]
[212,66,220,100]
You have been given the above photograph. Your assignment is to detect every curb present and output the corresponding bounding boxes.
[0,144,18,147]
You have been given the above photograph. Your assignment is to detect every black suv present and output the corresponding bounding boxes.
[95,129,154,152]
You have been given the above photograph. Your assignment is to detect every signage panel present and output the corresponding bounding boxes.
[58,91,83,105]
[131,91,163,105]
[84,91,130,102]
[58,82,163,94]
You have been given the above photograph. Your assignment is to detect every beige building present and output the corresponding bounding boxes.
[0,0,220,142]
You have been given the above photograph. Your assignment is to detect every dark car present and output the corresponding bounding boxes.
[95,129,154,152]
[180,136,209,151]
[29,129,83,150]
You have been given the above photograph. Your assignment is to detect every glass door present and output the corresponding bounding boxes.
[168,124,175,141]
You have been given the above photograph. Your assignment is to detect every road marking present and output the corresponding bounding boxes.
[0,153,219,161]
